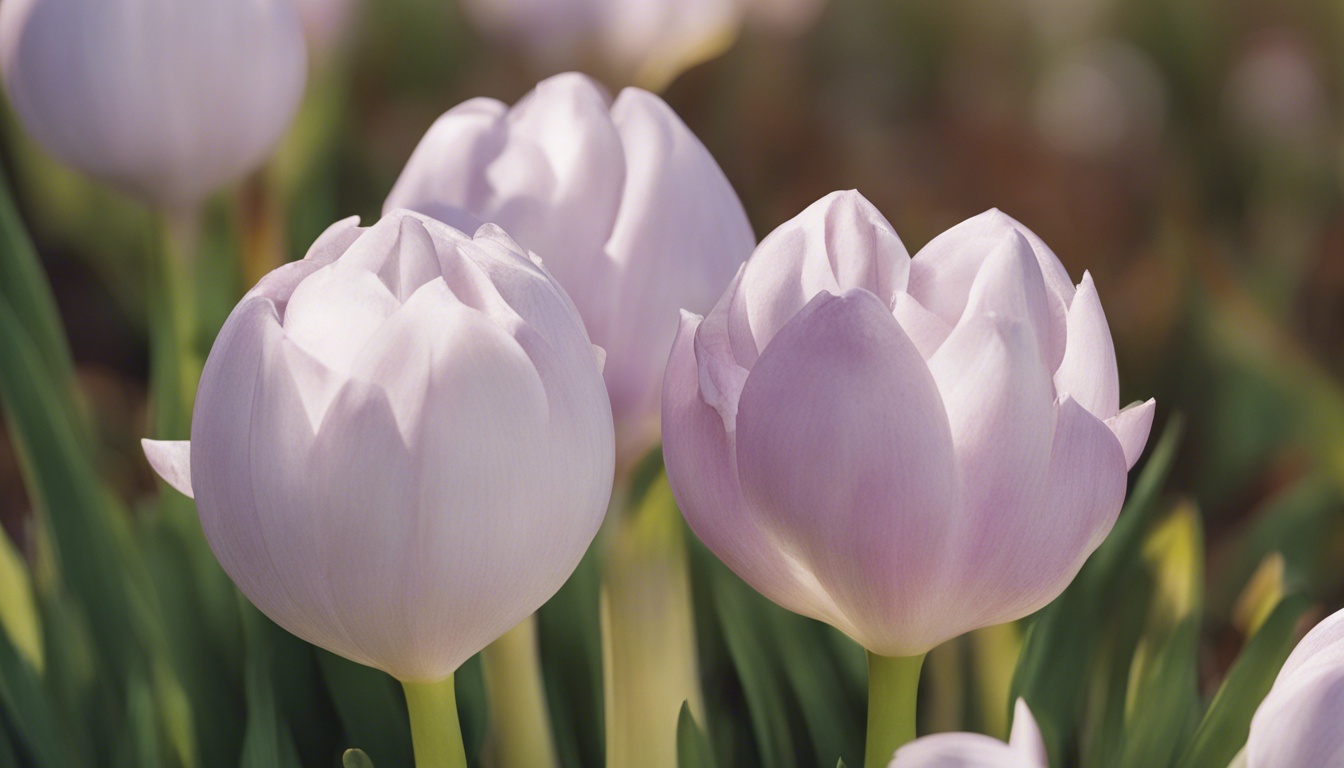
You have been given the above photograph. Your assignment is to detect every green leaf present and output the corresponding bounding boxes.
[677,701,717,768]
[317,651,413,767]
[1174,594,1311,768]
[0,612,70,767]
[238,604,302,768]
[342,749,375,768]
[0,529,41,672]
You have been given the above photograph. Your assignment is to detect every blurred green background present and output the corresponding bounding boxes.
[0,0,1342,766]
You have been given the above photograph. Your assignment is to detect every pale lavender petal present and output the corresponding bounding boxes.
[663,311,837,625]
[596,86,754,464]
[1249,666,1344,768]
[734,290,959,654]
[141,439,193,498]
[1106,398,1156,470]
[383,97,511,222]
[909,210,1072,371]
[890,733,1043,768]
[893,291,952,360]
[1008,700,1048,766]
[1053,272,1119,420]
[727,190,910,367]
[928,234,1058,596]
[950,396,1126,630]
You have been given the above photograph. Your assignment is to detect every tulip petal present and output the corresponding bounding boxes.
[910,209,1072,371]
[141,439,193,498]
[928,234,1058,589]
[954,396,1126,630]
[1053,272,1119,419]
[596,86,754,461]
[1008,700,1048,766]
[734,289,960,653]
[893,291,952,359]
[663,311,838,625]
[890,733,1043,768]
[727,190,910,367]
[383,97,511,223]
[1106,398,1156,470]
[1249,666,1344,768]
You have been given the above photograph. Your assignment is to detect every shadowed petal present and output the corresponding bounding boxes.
[141,439,193,498]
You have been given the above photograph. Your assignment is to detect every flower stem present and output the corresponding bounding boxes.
[148,210,201,440]
[481,616,559,768]
[402,677,467,768]
[865,651,925,768]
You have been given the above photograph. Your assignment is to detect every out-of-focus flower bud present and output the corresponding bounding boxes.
[293,0,358,58]
[457,0,828,91]
[0,0,307,212]
[664,191,1155,658]
[889,700,1048,767]
[143,210,614,682]
[1246,608,1344,767]
[387,72,754,473]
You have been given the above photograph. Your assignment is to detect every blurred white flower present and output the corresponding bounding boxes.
[1033,41,1166,159]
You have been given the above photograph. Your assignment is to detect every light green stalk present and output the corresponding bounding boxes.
[865,652,926,768]
[402,677,467,768]
[481,616,560,768]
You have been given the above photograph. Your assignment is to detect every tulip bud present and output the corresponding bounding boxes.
[0,0,307,212]
[663,191,1155,658]
[1246,608,1344,767]
[889,700,1049,767]
[387,72,754,473]
[143,210,614,682]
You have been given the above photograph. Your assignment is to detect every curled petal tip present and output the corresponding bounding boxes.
[142,439,194,498]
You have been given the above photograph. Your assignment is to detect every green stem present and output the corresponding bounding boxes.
[865,652,925,768]
[481,616,559,768]
[148,211,201,440]
[402,677,467,768]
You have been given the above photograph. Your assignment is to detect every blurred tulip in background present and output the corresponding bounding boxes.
[0,0,307,213]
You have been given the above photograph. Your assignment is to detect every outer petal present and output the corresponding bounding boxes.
[727,190,910,367]
[1008,700,1048,766]
[141,439,193,498]
[1248,666,1344,768]
[909,210,1073,372]
[383,97,511,223]
[1106,398,1156,470]
[355,279,611,681]
[890,734,1042,768]
[663,311,836,626]
[734,289,959,654]
[927,234,1058,619]
[1053,272,1120,420]
[952,396,1127,631]
[596,87,754,464]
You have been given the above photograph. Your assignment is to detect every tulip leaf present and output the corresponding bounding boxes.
[0,530,41,673]
[1174,593,1311,768]
[342,749,375,768]
[239,604,303,768]
[677,701,717,768]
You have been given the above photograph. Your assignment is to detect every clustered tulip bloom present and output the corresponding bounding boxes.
[387,72,754,473]
[1246,607,1344,767]
[664,190,1156,658]
[890,700,1048,768]
[0,0,307,212]
[143,210,614,682]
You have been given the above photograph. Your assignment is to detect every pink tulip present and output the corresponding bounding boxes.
[889,700,1049,768]
[386,72,754,473]
[663,190,1155,658]
[143,210,614,682]
[1247,607,1344,767]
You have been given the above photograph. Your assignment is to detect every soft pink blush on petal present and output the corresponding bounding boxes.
[663,311,839,625]
[733,289,960,655]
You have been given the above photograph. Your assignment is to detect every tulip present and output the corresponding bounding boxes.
[387,71,751,768]
[1245,607,1344,767]
[457,0,828,91]
[889,700,1049,768]
[143,210,615,768]
[387,71,753,475]
[0,0,307,214]
[663,191,1155,767]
